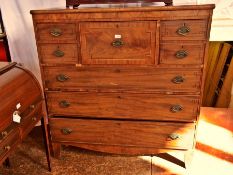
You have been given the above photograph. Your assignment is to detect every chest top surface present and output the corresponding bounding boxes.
[31,4,215,14]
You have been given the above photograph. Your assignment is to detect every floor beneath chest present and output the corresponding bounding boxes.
[0,107,232,175]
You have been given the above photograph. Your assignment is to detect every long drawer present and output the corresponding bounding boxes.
[49,118,195,150]
[43,66,202,93]
[47,92,199,121]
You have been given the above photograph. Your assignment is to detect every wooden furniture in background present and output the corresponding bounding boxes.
[0,62,51,171]
[203,42,233,107]
[31,4,214,168]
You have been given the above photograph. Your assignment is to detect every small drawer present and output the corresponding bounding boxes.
[36,23,77,43]
[79,21,156,65]
[0,128,20,163]
[160,43,205,65]
[19,101,43,139]
[49,118,195,150]
[39,44,78,64]
[161,20,208,41]
[0,124,16,141]
[43,66,202,93]
[47,92,199,122]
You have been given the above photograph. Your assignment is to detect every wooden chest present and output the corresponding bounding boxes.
[0,62,43,164]
[31,4,214,161]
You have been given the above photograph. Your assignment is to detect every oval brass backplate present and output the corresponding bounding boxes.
[61,128,72,135]
[175,50,188,59]
[56,74,69,82]
[170,104,183,113]
[171,76,185,84]
[59,100,70,108]
[112,40,124,47]
[168,133,180,140]
[53,50,65,57]
[176,24,190,36]
[50,28,62,37]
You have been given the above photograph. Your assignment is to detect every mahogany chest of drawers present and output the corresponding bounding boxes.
[31,4,214,162]
[0,62,50,170]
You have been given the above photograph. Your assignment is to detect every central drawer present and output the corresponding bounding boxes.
[43,66,201,93]
[79,21,156,65]
[49,118,195,150]
[47,92,199,121]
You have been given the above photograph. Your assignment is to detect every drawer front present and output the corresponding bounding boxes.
[0,124,16,141]
[0,128,20,162]
[160,43,205,65]
[19,101,42,139]
[0,67,42,130]
[80,21,156,65]
[49,118,195,150]
[47,92,199,121]
[36,23,77,43]
[39,44,78,64]
[43,66,202,93]
[161,20,208,41]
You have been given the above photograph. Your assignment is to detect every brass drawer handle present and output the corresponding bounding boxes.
[170,104,183,113]
[1,131,8,138]
[61,128,72,135]
[171,76,184,84]
[168,133,180,140]
[56,74,69,82]
[112,40,124,47]
[32,117,37,121]
[175,50,188,59]
[4,145,11,151]
[30,104,35,109]
[53,49,64,57]
[176,23,190,36]
[59,100,70,108]
[50,28,62,37]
